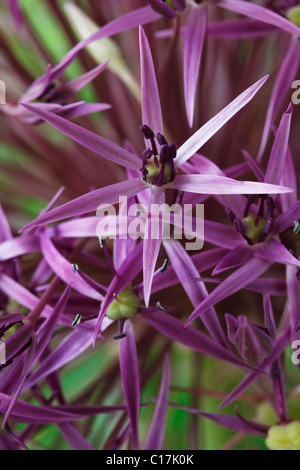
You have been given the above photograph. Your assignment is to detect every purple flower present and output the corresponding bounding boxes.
[20,27,292,309]
[4,61,111,124]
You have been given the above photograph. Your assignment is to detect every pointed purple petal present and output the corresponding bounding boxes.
[264,103,292,185]
[2,334,37,428]
[33,286,71,365]
[280,147,297,211]
[60,102,111,119]
[208,19,277,38]
[0,393,129,424]
[204,220,241,249]
[184,8,207,127]
[25,319,112,390]
[39,229,103,300]
[219,326,291,409]
[59,61,109,93]
[212,245,254,275]
[168,402,268,435]
[58,423,95,450]
[139,311,259,371]
[163,239,228,347]
[0,205,13,242]
[21,104,140,170]
[257,37,300,160]
[151,248,226,293]
[20,179,146,232]
[168,174,292,194]
[119,320,140,450]
[175,76,269,168]
[0,236,40,261]
[143,190,165,307]
[255,238,300,268]
[139,26,163,135]
[145,355,170,450]
[51,6,161,81]
[286,265,300,334]
[185,257,272,326]
[218,0,300,37]
[263,295,277,340]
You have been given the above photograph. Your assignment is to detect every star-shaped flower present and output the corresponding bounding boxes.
[20,27,292,311]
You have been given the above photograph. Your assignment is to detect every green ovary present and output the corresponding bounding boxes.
[266,421,300,450]
[106,286,140,321]
[144,157,171,186]
[165,0,176,10]
[287,5,300,27]
[243,215,267,244]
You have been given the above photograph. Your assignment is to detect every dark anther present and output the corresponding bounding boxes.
[156,301,168,311]
[72,314,82,327]
[243,195,256,218]
[225,208,236,223]
[113,332,127,340]
[99,237,106,248]
[293,221,300,234]
[235,219,246,236]
[258,195,267,217]
[71,263,79,273]
[156,132,168,146]
[264,217,274,235]
[266,197,275,218]
[161,259,169,273]
[159,144,170,163]
[142,148,152,159]
[235,219,253,246]
[140,124,155,140]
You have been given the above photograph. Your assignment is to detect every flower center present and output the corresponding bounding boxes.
[38,83,67,105]
[106,286,140,321]
[225,195,275,245]
[140,125,177,187]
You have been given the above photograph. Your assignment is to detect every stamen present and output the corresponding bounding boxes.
[156,301,168,311]
[293,221,300,234]
[243,195,256,218]
[266,197,275,218]
[140,124,155,140]
[142,148,152,159]
[139,125,177,187]
[99,237,116,274]
[72,314,82,327]
[235,219,253,245]
[71,263,79,273]
[156,132,168,146]
[99,237,106,248]
[264,218,274,235]
[225,208,236,223]
[161,259,169,273]
[140,125,157,155]
[113,332,127,340]
[258,195,267,218]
